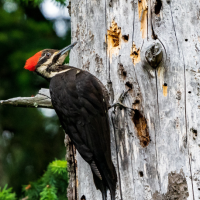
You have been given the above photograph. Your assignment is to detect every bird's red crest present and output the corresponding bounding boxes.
[24,51,42,71]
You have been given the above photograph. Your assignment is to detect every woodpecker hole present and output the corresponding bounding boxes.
[139,171,144,177]
[176,91,182,100]
[132,99,140,110]
[123,71,127,77]
[118,64,127,80]
[188,91,191,94]
[122,34,129,42]
[132,110,150,147]
[155,0,162,15]
[133,99,140,104]
[107,21,121,50]
[130,42,141,66]
[125,81,133,90]
[191,128,197,137]
[185,39,188,42]
[107,20,122,63]
[81,195,86,200]
[163,84,168,97]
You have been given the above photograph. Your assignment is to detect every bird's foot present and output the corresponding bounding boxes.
[109,90,133,110]
[109,102,129,110]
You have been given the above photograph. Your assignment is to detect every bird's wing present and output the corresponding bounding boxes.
[50,68,117,199]
[50,69,111,165]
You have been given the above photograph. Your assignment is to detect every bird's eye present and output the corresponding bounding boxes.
[46,52,51,58]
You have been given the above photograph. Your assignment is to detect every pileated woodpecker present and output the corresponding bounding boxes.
[24,42,117,200]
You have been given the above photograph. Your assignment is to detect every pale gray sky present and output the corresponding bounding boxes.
[40,0,70,20]
[40,0,70,37]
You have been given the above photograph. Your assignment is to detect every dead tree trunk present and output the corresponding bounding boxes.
[68,0,200,199]
[1,0,200,199]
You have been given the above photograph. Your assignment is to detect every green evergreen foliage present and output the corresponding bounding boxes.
[0,185,16,200]
[40,186,58,200]
[22,160,68,200]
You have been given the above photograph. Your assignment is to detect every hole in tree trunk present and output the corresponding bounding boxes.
[132,110,150,147]
[123,71,127,77]
[81,195,86,200]
[118,64,127,80]
[130,42,141,66]
[191,128,197,138]
[155,0,162,15]
[107,20,121,48]
[122,34,129,42]
[125,81,133,90]
[139,171,144,177]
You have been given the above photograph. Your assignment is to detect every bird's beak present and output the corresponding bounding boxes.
[53,42,77,63]
[57,42,77,56]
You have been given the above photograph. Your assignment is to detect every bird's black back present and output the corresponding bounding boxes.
[49,67,117,200]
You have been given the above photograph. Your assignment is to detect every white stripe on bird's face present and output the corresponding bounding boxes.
[36,52,71,78]
[36,65,72,78]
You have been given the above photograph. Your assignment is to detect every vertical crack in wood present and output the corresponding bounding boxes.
[65,134,77,200]
[132,0,136,42]
[105,1,123,199]
[147,0,148,40]
[169,4,195,199]
[109,51,111,82]
[131,2,143,81]
[126,110,136,198]
[169,4,180,57]
[131,4,138,197]
[155,71,161,192]
[72,144,77,200]
[111,110,123,200]
[105,0,108,82]
[150,0,157,39]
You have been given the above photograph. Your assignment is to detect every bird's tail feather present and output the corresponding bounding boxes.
[92,172,107,200]
[101,162,117,200]
[92,161,117,200]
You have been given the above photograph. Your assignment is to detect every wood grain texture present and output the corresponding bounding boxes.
[0,88,52,108]
[69,0,200,199]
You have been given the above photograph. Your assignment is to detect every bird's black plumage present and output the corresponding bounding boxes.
[24,42,117,199]
[50,67,117,200]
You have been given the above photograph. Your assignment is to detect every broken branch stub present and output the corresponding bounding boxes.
[141,40,165,77]
[0,88,53,109]
[145,42,163,69]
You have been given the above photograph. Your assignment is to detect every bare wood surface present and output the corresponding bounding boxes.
[0,88,53,109]
[69,0,200,200]
[2,1,200,199]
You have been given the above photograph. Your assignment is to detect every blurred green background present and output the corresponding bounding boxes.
[0,0,71,198]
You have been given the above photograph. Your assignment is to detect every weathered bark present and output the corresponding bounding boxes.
[68,0,200,199]
[2,1,200,199]
[0,88,52,108]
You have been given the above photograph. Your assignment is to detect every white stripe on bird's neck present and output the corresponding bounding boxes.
[36,65,72,78]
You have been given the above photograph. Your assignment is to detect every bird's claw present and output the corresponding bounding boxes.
[109,102,129,110]
[109,89,133,110]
